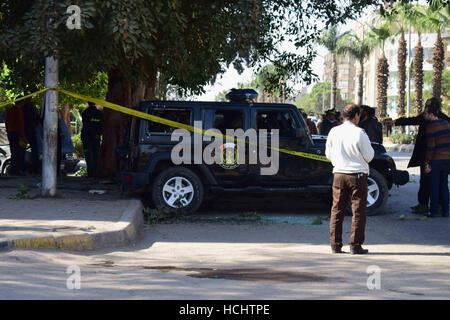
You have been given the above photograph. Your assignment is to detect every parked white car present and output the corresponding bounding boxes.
[0,123,11,174]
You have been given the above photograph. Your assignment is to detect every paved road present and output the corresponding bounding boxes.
[0,152,448,299]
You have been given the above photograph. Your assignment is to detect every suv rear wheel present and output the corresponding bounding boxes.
[152,167,204,214]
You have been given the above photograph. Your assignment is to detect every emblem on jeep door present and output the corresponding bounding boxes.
[220,143,239,170]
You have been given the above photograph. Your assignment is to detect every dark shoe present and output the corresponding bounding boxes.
[426,213,440,218]
[350,246,369,255]
[411,203,429,214]
[331,246,344,254]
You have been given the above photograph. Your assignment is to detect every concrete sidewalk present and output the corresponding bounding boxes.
[0,176,144,251]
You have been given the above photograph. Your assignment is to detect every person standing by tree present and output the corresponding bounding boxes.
[5,101,27,175]
[22,98,40,174]
[81,102,103,178]
[423,101,450,218]
[325,104,374,254]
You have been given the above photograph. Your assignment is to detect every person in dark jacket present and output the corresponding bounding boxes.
[359,106,383,144]
[389,97,450,213]
[81,102,103,177]
[22,98,40,174]
[319,109,336,136]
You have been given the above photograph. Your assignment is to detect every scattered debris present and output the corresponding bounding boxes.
[89,189,107,195]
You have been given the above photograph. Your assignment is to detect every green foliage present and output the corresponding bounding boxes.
[296,82,351,115]
[389,132,417,144]
[71,133,84,159]
[74,166,87,177]
[368,21,391,53]
[0,0,383,100]
[8,184,32,200]
[239,211,260,218]
[59,72,108,108]
[337,34,374,62]
[143,206,187,225]
[318,26,349,54]
[425,69,450,99]
[311,216,329,225]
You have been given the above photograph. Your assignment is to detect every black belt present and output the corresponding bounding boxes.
[335,172,367,177]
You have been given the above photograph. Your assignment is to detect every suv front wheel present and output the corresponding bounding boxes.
[152,167,204,214]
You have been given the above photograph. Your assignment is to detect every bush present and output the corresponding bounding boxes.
[71,133,84,159]
[389,132,416,144]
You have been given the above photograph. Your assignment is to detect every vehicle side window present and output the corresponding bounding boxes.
[203,109,244,133]
[146,108,191,135]
[256,110,298,138]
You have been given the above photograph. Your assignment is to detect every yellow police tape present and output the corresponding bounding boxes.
[1,87,333,162]
[0,87,51,109]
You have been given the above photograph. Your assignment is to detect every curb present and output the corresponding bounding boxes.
[384,144,414,153]
[0,199,144,252]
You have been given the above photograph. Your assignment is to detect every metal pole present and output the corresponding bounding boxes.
[406,20,412,134]
[42,56,59,197]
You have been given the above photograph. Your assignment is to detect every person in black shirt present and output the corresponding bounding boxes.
[359,106,382,144]
[22,98,40,174]
[81,102,103,177]
[319,110,336,136]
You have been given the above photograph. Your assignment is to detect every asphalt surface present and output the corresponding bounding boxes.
[0,152,449,299]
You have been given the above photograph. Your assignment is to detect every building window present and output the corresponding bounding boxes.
[339,80,349,87]
[341,69,349,75]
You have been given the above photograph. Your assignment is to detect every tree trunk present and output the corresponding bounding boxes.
[377,53,389,119]
[357,60,364,106]
[97,69,132,178]
[414,38,424,115]
[397,31,407,124]
[432,32,445,101]
[331,54,337,110]
[144,66,158,100]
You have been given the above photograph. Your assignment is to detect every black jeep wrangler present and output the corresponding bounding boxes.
[119,98,408,216]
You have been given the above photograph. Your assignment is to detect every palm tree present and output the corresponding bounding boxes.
[337,34,374,105]
[410,4,427,114]
[421,1,450,103]
[383,2,412,119]
[318,26,349,110]
[369,22,391,118]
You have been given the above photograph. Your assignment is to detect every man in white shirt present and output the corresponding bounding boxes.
[325,104,374,254]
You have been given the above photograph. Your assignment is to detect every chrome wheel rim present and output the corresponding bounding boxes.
[162,176,194,208]
[367,177,380,207]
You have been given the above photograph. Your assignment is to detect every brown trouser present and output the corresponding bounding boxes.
[330,172,368,249]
